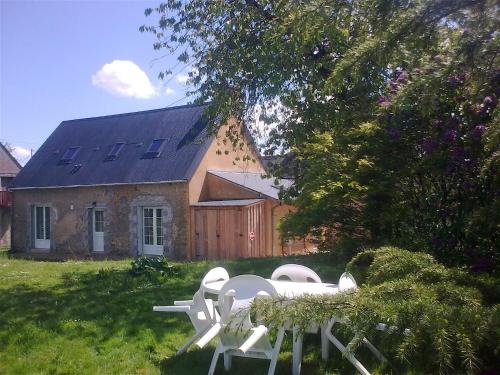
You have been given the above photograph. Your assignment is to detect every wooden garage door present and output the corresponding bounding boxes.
[193,207,244,259]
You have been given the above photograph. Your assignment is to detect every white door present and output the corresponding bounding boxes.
[93,209,104,252]
[34,206,50,249]
[142,207,164,255]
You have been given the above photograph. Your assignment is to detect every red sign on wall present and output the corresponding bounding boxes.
[249,231,255,241]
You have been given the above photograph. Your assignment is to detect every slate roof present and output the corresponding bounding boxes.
[11,104,211,188]
[208,170,293,200]
[191,199,264,207]
[0,143,22,177]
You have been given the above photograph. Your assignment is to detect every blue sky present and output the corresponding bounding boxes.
[0,0,192,165]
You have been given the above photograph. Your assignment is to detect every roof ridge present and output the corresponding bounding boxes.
[208,169,265,174]
[0,142,22,171]
[62,102,209,124]
[208,170,265,174]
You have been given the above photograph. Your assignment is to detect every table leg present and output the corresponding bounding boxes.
[292,326,303,375]
[321,325,329,360]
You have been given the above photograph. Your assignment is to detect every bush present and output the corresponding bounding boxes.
[130,256,179,280]
[253,246,499,374]
[348,246,500,303]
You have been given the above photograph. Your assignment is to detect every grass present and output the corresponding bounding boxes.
[0,248,384,375]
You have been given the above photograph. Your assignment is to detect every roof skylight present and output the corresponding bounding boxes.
[59,146,81,164]
[104,142,125,161]
[143,139,166,159]
[69,164,83,174]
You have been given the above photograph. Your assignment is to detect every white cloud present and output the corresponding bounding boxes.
[176,73,190,84]
[165,87,175,95]
[92,60,157,99]
[12,146,31,165]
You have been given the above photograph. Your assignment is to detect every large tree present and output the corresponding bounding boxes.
[142,0,499,269]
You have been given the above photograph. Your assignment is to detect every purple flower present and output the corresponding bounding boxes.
[389,81,399,92]
[431,119,443,129]
[471,257,494,273]
[422,138,438,153]
[447,116,460,127]
[447,73,466,87]
[483,96,493,105]
[386,127,401,139]
[447,76,460,86]
[474,124,487,138]
[444,129,457,143]
[462,181,472,190]
[430,236,443,248]
[396,70,408,83]
[451,147,465,163]
[445,163,456,175]
[377,95,391,107]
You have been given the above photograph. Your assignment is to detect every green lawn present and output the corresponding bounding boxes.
[0,249,383,375]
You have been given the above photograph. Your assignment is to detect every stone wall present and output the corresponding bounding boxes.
[11,182,189,259]
[0,207,11,247]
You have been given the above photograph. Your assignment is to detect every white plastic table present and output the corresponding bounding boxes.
[203,278,338,375]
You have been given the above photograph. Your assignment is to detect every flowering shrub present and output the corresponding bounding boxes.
[368,59,499,269]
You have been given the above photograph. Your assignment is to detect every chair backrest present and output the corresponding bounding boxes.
[185,267,229,331]
[201,267,230,293]
[187,290,218,332]
[218,275,278,329]
[271,264,322,283]
[338,272,357,291]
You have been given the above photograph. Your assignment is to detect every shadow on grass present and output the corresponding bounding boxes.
[158,331,383,375]
[0,253,385,374]
[0,268,200,345]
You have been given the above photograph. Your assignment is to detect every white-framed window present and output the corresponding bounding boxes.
[92,208,105,252]
[34,205,50,249]
[142,207,163,255]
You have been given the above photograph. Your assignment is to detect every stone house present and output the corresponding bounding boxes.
[10,104,311,259]
[0,143,22,247]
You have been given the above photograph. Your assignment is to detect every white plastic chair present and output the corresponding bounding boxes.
[271,264,324,375]
[271,264,322,283]
[338,271,357,291]
[322,272,387,375]
[196,275,285,375]
[153,267,230,356]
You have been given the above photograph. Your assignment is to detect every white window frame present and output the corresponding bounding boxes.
[34,205,50,249]
[92,208,105,252]
[142,207,164,255]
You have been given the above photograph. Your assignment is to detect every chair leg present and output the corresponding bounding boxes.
[223,352,232,371]
[321,325,329,361]
[292,327,303,375]
[363,338,387,363]
[325,330,371,375]
[176,326,210,356]
[268,328,285,375]
[208,343,222,375]
[268,354,279,375]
